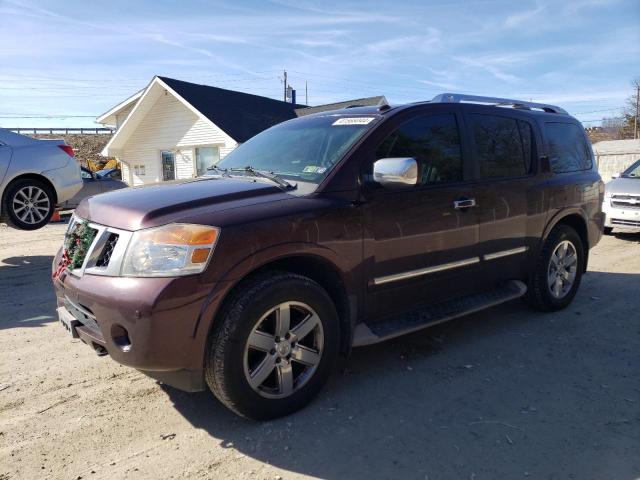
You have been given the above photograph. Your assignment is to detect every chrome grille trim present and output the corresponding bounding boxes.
[611,194,640,210]
[65,217,133,277]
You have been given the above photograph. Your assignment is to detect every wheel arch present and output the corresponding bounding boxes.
[542,210,589,272]
[203,253,355,358]
[2,173,58,206]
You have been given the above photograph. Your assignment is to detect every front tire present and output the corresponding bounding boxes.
[205,271,339,420]
[526,225,585,311]
[2,178,55,230]
[603,227,613,235]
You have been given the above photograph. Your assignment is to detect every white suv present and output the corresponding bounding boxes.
[603,159,640,234]
[0,128,82,230]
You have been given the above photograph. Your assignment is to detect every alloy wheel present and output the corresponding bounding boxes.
[547,240,578,299]
[12,186,51,225]
[244,301,324,399]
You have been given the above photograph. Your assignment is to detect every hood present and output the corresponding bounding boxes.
[75,176,290,231]
[605,177,640,196]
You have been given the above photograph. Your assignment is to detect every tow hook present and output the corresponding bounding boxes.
[93,344,108,356]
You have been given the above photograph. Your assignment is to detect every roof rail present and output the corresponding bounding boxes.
[431,93,568,115]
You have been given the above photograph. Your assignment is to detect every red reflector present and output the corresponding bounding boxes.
[58,145,75,157]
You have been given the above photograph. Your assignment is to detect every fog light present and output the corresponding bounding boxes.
[111,324,131,352]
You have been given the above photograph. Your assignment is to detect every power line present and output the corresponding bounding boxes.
[0,115,98,119]
[572,107,622,115]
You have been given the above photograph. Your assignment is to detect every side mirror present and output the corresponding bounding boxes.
[611,173,620,179]
[373,157,418,188]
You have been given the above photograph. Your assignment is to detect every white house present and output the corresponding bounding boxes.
[98,76,304,186]
[98,76,387,186]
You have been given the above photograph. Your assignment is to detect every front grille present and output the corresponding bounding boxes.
[611,218,640,227]
[611,195,640,210]
[63,221,99,270]
[95,233,119,267]
[60,219,132,277]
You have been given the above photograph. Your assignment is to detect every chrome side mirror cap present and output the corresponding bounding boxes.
[373,157,418,188]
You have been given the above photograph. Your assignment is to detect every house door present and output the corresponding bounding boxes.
[161,151,176,181]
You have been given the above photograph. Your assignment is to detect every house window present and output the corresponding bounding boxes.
[161,151,176,181]
[195,147,220,176]
[133,164,146,176]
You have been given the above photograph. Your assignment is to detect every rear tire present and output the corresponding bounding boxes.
[603,227,613,235]
[2,178,55,230]
[526,225,584,311]
[205,271,339,420]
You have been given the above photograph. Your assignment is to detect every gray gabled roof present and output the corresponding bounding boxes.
[158,76,305,143]
[295,96,388,117]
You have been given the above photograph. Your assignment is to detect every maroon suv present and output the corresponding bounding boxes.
[52,94,604,420]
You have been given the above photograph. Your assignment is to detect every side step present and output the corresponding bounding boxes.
[352,280,527,347]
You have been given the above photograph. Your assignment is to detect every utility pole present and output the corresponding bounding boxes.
[635,83,639,140]
[283,70,288,102]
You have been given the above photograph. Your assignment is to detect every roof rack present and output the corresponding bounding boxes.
[431,93,568,115]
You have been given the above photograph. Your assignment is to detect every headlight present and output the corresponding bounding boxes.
[121,223,220,277]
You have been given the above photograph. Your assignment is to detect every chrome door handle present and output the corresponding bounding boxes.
[454,198,476,209]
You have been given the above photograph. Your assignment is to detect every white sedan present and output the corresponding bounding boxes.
[0,128,82,230]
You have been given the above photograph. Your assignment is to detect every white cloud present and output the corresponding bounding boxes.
[454,56,520,83]
[419,79,460,91]
[503,4,545,28]
[365,29,441,54]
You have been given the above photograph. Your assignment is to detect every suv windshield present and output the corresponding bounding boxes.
[216,114,378,188]
[621,159,640,178]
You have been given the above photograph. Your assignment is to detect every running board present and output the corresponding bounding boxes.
[352,280,527,347]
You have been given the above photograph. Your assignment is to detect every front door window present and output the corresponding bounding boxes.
[195,147,220,176]
[161,151,175,181]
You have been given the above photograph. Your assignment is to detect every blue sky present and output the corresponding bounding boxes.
[1,0,638,128]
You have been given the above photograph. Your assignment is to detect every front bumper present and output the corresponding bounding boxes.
[51,248,225,391]
[602,200,640,229]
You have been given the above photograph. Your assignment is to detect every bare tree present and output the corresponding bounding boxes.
[623,77,640,139]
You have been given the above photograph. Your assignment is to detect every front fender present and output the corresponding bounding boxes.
[196,241,352,332]
[185,242,354,371]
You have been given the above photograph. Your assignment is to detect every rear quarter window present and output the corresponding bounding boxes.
[545,122,593,173]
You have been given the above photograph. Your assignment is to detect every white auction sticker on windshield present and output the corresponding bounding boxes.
[332,117,375,126]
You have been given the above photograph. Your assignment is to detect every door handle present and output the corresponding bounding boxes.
[454,198,476,209]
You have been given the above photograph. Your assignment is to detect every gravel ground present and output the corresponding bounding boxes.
[0,223,639,480]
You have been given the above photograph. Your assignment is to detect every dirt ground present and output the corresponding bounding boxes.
[0,223,639,480]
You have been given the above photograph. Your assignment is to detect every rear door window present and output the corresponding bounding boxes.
[468,114,529,179]
[375,113,463,185]
[545,122,593,173]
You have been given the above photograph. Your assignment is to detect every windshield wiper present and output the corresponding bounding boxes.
[206,165,231,177]
[228,166,297,190]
